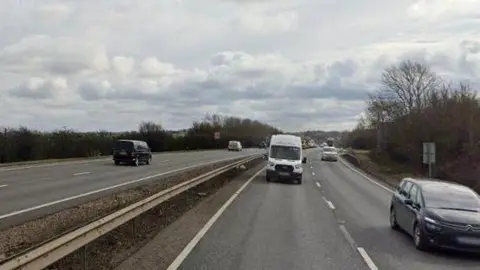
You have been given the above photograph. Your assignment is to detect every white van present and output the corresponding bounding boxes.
[228,140,242,151]
[266,134,306,184]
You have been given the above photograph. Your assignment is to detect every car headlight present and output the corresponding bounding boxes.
[424,217,442,232]
[268,161,275,167]
[294,164,301,169]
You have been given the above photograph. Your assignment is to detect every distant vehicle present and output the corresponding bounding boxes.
[228,140,242,151]
[321,146,338,161]
[326,138,334,147]
[390,178,480,252]
[266,134,306,184]
[113,140,152,166]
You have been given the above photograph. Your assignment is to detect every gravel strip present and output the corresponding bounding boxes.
[0,157,249,261]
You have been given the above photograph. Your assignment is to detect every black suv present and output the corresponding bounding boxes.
[112,140,152,166]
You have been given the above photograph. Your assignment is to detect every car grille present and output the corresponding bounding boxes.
[441,221,480,232]
[275,164,294,173]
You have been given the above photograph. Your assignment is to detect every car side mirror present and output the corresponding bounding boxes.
[302,157,307,164]
[413,202,421,209]
[404,199,413,205]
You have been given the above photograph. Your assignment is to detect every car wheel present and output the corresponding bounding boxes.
[389,207,399,230]
[146,157,151,165]
[297,178,302,185]
[134,157,139,167]
[266,174,271,182]
[114,160,120,165]
[413,223,429,251]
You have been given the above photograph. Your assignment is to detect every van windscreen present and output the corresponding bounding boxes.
[115,141,134,150]
[270,145,301,160]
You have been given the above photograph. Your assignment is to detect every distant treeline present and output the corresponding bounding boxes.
[0,114,281,163]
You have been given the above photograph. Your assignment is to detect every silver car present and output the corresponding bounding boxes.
[321,146,338,161]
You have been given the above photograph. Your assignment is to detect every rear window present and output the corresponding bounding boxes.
[114,141,134,150]
[324,147,336,152]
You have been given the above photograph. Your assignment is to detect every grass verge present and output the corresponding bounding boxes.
[342,149,420,187]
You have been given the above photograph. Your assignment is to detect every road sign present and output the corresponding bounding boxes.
[422,142,435,164]
[422,142,435,178]
[214,132,220,140]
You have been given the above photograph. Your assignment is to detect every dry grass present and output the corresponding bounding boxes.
[348,149,419,187]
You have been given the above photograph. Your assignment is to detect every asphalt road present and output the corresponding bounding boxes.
[176,149,369,270]
[311,149,480,270]
[174,148,480,270]
[0,149,262,228]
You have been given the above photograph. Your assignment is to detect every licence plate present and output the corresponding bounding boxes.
[278,172,290,177]
[457,237,480,245]
[119,151,126,155]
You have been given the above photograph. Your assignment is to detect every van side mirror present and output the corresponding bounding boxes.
[302,157,307,164]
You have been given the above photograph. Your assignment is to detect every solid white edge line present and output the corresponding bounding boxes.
[357,247,378,270]
[166,166,266,270]
[0,184,8,188]
[339,157,393,193]
[0,154,257,220]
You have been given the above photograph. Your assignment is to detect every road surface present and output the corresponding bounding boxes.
[174,149,480,270]
[0,149,262,228]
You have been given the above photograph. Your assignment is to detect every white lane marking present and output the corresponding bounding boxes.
[310,166,313,169]
[312,172,315,176]
[327,201,336,210]
[339,157,393,193]
[0,184,8,188]
[0,155,256,220]
[0,159,110,172]
[167,166,266,270]
[357,247,378,270]
[315,182,321,188]
[73,172,91,176]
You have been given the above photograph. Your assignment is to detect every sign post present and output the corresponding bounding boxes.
[214,132,220,149]
[422,142,435,178]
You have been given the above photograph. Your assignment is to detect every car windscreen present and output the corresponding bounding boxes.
[270,145,301,160]
[114,141,134,150]
[423,185,480,211]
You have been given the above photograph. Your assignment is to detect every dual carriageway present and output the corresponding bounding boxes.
[0,148,478,269]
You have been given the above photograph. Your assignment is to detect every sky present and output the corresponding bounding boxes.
[1,0,479,132]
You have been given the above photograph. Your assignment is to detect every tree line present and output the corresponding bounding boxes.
[0,114,281,163]
[347,60,480,190]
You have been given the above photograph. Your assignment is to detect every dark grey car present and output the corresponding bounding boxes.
[112,140,152,166]
[389,178,480,252]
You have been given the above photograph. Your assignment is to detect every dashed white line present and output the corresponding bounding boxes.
[312,172,315,176]
[315,182,321,188]
[357,247,378,270]
[0,184,8,188]
[73,172,91,176]
[166,166,266,270]
[339,157,393,193]
[327,201,336,210]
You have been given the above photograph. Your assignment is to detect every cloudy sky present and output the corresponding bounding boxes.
[0,0,479,132]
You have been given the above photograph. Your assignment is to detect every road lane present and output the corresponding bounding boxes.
[308,149,480,270]
[175,158,369,270]
[0,149,262,228]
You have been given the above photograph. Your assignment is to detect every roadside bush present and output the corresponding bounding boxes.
[0,114,281,163]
